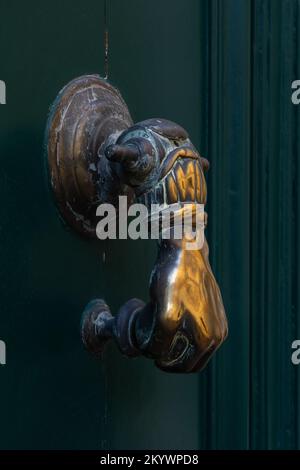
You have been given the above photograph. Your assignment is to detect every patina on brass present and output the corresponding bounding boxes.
[47,75,133,236]
[47,75,228,373]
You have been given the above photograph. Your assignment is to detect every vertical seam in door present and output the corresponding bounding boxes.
[104,0,110,79]
[249,0,255,451]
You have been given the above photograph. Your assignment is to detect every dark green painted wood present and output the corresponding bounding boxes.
[206,0,252,450]
[104,0,203,450]
[0,0,203,451]
[0,0,108,450]
[250,0,299,450]
[199,0,300,450]
[0,0,300,451]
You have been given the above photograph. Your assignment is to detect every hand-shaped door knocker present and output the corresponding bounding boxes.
[47,75,228,373]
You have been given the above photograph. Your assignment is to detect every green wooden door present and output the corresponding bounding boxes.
[0,0,201,450]
[199,0,300,450]
[0,0,299,451]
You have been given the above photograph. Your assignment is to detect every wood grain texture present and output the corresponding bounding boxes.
[199,0,300,450]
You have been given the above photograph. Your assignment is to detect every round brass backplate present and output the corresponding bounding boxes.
[46,74,133,237]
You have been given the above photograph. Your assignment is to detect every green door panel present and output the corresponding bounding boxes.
[0,0,299,451]
[199,0,300,450]
[249,0,299,450]
[0,0,109,450]
[105,0,203,450]
[204,0,252,449]
[0,0,202,450]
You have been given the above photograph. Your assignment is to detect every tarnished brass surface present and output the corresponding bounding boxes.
[47,75,228,373]
[46,75,133,236]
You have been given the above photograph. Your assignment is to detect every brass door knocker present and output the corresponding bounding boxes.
[47,75,228,373]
